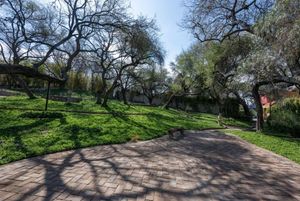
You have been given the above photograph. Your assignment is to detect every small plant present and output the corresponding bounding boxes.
[130,134,141,142]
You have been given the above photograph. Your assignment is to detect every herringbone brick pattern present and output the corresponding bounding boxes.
[0,130,299,201]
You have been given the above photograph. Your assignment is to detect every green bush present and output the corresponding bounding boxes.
[268,98,300,137]
[278,98,300,115]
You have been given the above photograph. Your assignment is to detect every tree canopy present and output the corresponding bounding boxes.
[181,0,300,130]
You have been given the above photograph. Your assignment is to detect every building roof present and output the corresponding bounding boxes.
[0,64,64,83]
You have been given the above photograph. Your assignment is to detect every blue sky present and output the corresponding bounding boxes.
[129,0,194,69]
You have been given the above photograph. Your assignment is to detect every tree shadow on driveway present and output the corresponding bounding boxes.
[0,130,299,201]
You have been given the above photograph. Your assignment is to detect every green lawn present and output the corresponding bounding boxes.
[225,129,300,164]
[2,95,298,166]
[0,95,223,165]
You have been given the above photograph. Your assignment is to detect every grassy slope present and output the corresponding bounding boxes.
[225,129,300,164]
[0,96,222,165]
[2,95,298,165]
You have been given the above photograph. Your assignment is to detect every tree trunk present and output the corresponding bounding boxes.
[96,77,107,105]
[101,84,116,107]
[234,92,251,119]
[96,92,102,105]
[163,94,175,109]
[14,76,36,99]
[240,99,251,118]
[252,84,264,131]
[217,99,224,126]
[58,68,67,89]
[121,88,128,105]
[91,73,95,92]
[101,93,109,107]
[147,96,153,105]
[175,97,179,109]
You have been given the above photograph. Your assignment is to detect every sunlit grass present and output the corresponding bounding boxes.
[225,129,300,164]
[0,96,224,165]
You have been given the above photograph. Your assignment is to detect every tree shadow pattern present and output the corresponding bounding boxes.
[0,130,299,201]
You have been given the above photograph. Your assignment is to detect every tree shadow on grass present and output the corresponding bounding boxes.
[0,118,56,136]
[0,113,107,164]
[0,118,58,154]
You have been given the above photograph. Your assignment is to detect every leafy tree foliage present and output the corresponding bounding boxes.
[135,65,169,105]
[163,46,206,109]
[182,0,300,131]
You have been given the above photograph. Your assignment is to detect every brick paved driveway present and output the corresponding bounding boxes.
[0,130,299,201]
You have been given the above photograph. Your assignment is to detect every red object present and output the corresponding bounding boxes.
[261,96,271,105]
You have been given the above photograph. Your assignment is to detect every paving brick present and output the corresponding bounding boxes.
[0,130,299,201]
[65,194,82,201]
[124,183,133,191]
[103,182,118,188]
[0,190,15,200]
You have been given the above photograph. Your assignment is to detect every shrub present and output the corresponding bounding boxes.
[278,98,300,115]
[268,98,300,137]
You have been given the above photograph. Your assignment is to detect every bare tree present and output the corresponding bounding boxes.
[88,18,164,107]
[0,0,42,98]
[0,0,129,94]
[182,0,274,42]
